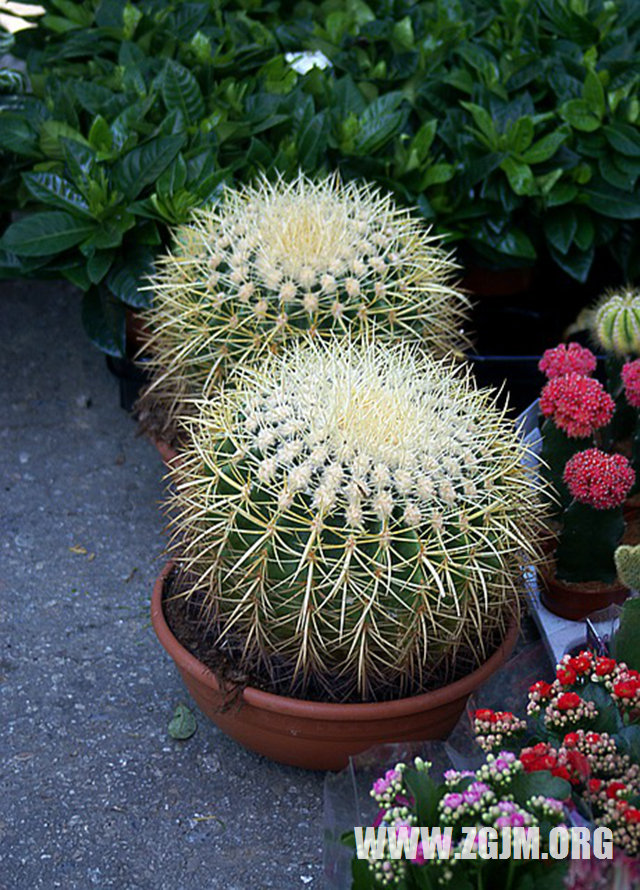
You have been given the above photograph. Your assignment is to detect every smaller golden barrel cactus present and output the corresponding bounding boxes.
[140,173,471,438]
[166,339,546,703]
[592,287,640,356]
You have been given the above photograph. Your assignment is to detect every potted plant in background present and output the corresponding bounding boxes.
[538,448,635,619]
[343,752,569,889]
[473,647,640,883]
[2,0,639,422]
[538,369,614,515]
[138,172,471,457]
[151,338,546,769]
[589,286,640,445]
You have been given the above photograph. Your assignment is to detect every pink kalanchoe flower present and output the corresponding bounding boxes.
[563,448,635,509]
[538,343,597,380]
[539,373,614,438]
[622,358,640,409]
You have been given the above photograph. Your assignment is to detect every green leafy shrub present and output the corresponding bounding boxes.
[1,0,640,353]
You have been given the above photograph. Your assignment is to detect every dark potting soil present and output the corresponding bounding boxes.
[161,565,518,705]
[134,384,184,452]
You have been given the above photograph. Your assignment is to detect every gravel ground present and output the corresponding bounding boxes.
[0,280,325,890]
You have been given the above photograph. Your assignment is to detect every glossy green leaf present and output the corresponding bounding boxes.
[113,135,185,199]
[353,93,408,155]
[560,99,602,132]
[521,130,567,164]
[106,248,155,308]
[510,771,571,804]
[501,157,535,195]
[21,172,92,217]
[161,60,205,124]
[544,207,577,254]
[584,178,640,218]
[81,286,126,357]
[422,163,454,188]
[0,116,41,157]
[40,121,90,160]
[583,70,606,118]
[603,123,640,157]
[88,116,112,153]
[1,211,95,257]
[87,250,113,285]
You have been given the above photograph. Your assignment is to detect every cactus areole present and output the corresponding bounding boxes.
[165,340,544,704]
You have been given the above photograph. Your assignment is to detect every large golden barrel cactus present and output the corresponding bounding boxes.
[165,339,545,703]
[140,173,471,440]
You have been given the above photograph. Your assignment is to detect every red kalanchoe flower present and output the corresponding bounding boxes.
[539,373,614,438]
[607,781,628,800]
[588,778,602,793]
[563,732,580,748]
[564,448,635,509]
[530,680,553,698]
[566,750,589,781]
[625,808,640,824]
[557,665,577,685]
[474,709,497,723]
[539,343,597,380]
[595,656,617,676]
[520,744,558,773]
[556,692,582,711]
[613,678,640,699]
[622,358,640,409]
[569,653,592,675]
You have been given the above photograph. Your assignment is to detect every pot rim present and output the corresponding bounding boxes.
[151,560,519,720]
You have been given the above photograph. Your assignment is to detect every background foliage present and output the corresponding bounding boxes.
[1,0,639,354]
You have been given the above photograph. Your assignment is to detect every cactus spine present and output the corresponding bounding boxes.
[166,339,545,702]
[140,173,471,438]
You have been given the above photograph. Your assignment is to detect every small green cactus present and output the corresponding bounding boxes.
[614,545,640,590]
[166,339,546,702]
[592,287,640,357]
[140,173,471,438]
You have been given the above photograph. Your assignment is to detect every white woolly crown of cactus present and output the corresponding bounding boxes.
[592,287,640,356]
[141,172,471,433]
[166,339,544,702]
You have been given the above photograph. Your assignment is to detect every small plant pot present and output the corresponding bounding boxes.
[153,437,180,467]
[538,560,629,621]
[151,562,519,770]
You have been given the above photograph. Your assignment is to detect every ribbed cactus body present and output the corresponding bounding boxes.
[556,503,624,584]
[141,174,471,432]
[614,545,640,590]
[593,289,640,356]
[167,340,544,702]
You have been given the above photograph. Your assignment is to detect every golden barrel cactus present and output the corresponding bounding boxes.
[140,173,471,439]
[166,339,545,703]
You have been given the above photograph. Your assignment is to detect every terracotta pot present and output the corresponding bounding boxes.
[538,562,629,622]
[151,562,519,770]
[153,437,180,467]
